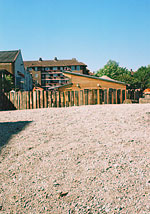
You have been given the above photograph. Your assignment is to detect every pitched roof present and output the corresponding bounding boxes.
[49,83,73,90]
[24,58,86,68]
[0,50,20,63]
[63,71,126,85]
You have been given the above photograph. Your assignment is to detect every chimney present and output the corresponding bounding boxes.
[54,57,58,61]
[39,57,42,61]
[130,69,134,76]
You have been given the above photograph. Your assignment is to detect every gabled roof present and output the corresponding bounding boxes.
[24,58,86,68]
[0,50,20,63]
[63,71,126,85]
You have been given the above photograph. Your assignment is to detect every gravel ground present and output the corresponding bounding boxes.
[0,104,150,214]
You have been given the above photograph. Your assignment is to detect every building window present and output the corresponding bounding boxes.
[76,65,80,70]
[60,67,63,70]
[35,74,38,78]
[53,67,57,70]
[45,67,50,71]
[71,66,75,70]
[28,67,32,71]
[35,67,38,71]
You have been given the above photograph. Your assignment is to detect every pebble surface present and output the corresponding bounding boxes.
[0,104,150,213]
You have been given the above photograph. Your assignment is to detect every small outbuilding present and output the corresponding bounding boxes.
[58,71,126,92]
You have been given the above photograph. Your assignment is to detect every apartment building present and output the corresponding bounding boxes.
[24,57,89,90]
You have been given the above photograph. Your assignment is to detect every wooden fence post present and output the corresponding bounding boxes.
[71,91,74,106]
[20,91,22,110]
[65,91,68,107]
[36,91,39,108]
[33,91,37,109]
[62,92,65,107]
[53,91,57,107]
[88,90,92,105]
[40,90,44,108]
[30,91,33,109]
[108,88,113,104]
[122,90,125,103]
[44,91,48,108]
[126,90,129,99]
[104,89,107,104]
[75,91,79,106]
[23,92,27,109]
[56,92,59,107]
[84,89,88,105]
[117,89,121,104]
[13,92,17,109]
[68,91,71,107]
[26,91,30,109]
[99,89,103,104]
[80,90,83,106]
[113,89,116,104]
[94,89,98,104]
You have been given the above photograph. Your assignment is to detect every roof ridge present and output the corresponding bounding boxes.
[63,71,126,85]
[0,50,19,52]
[24,59,79,62]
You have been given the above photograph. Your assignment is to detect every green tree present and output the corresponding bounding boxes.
[95,60,119,79]
[133,66,150,89]
[95,60,134,88]
[0,74,14,92]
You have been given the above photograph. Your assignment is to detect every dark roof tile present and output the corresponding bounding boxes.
[0,50,20,63]
[24,59,86,68]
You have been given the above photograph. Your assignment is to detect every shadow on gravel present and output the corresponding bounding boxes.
[0,121,32,152]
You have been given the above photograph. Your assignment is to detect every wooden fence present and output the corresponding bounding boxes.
[126,89,143,102]
[0,89,126,110]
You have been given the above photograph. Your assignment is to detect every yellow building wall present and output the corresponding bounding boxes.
[61,73,126,91]
[0,63,14,75]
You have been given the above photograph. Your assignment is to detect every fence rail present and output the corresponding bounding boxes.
[0,88,127,111]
